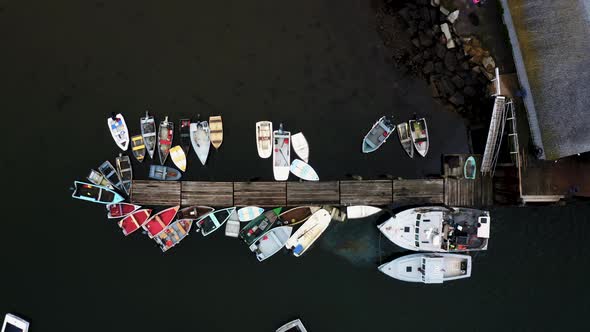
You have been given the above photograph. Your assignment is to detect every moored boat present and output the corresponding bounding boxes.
[239,208,283,246]
[158,116,173,164]
[237,206,264,222]
[98,160,123,190]
[291,132,309,163]
[377,206,491,252]
[224,209,241,238]
[464,156,477,179]
[285,208,331,257]
[273,123,291,181]
[397,122,414,158]
[148,165,181,181]
[143,205,180,238]
[169,145,187,172]
[195,207,236,236]
[118,209,152,236]
[209,115,223,149]
[177,205,214,220]
[278,206,321,226]
[362,116,396,153]
[71,181,124,204]
[255,121,273,159]
[346,205,382,219]
[289,159,319,181]
[115,154,133,195]
[378,253,472,284]
[130,135,146,162]
[140,111,157,159]
[107,203,141,219]
[190,120,210,165]
[107,113,129,151]
[179,119,191,155]
[276,319,308,332]
[409,118,429,157]
[87,169,114,189]
[154,219,193,252]
[249,226,293,261]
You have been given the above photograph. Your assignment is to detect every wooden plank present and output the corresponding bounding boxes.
[340,180,392,206]
[234,182,286,207]
[287,181,339,206]
[393,179,444,205]
[130,180,181,206]
[181,181,233,207]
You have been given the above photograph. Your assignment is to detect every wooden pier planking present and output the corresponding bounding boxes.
[181,181,233,207]
[130,180,181,206]
[442,154,493,207]
[233,182,286,207]
[287,181,339,206]
[339,180,393,206]
[393,179,444,205]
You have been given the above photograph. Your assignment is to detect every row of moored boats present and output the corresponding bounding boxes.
[362,116,429,157]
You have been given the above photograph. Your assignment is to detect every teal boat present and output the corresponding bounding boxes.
[239,207,282,246]
[71,181,124,204]
[464,156,477,180]
[196,207,236,236]
[148,165,181,181]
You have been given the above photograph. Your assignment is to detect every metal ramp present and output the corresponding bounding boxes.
[481,95,507,176]
[506,100,520,166]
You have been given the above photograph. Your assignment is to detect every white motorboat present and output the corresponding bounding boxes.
[190,120,210,165]
[249,226,293,261]
[409,118,429,157]
[273,123,291,181]
[255,121,273,159]
[378,253,472,284]
[285,208,331,257]
[291,132,309,163]
[346,205,382,219]
[107,113,129,151]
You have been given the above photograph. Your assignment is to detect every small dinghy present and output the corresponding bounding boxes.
[346,205,382,219]
[290,159,319,181]
[239,208,283,246]
[190,120,210,165]
[464,156,477,180]
[140,111,157,159]
[130,135,146,162]
[278,206,321,226]
[143,205,180,238]
[273,123,291,181]
[115,154,133,195]
[249,226,293,261]
[154,219,193,252]
[285,208,331,257]
[158,116,174,164]
[362,116,396,153]
[177,205,214,220]
[237,206,264,222]
[224,209,241,238]
[169,145,187,172]
[71,181,124,204]
[148,165,182,181]
[98,160,123,190]
[107,113,129,151]
[179,119,191,155]
[397,122,414,158]
[106,203,140,219]
[209,115,223,149]
[276,319,308,332]
[409,118,429,157]
[291,132,309,163]
[255,121,273,159]
[118,209,152,236]
[196,207,236,236]
[378,253,472,284]
[87,169,114,189]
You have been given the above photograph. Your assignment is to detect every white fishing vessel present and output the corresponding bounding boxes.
[291,132,309,163]
[378,253,472,284]
[190,120,210,165]
[140,111,157,159]
[289,159,319,181]
[378,206,491,252]
[285,208,331,257]
[346,205,382,219]
[409,118,429,157]
[107,113,129,151]
[255,121,273,159]
[249,226,293,261]
[237,206,264,222]
[169,145,187,172]
[273,123,291,181]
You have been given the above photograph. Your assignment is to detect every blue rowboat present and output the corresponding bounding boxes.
[148,165,181,181]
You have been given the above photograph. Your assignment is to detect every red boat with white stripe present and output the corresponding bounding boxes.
[118,209,152,236]
[142,205,180,238]
[107,203,141,219]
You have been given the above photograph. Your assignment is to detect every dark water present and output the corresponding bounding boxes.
[1,1,589,331]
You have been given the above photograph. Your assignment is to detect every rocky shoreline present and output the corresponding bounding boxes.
[376,0,496,122]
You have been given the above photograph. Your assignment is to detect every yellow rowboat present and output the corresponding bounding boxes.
[130,135,146,162]
[169,145,187,172]
[209,115,223,149]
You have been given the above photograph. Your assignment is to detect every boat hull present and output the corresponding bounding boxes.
[196,207,236,236]
[285,208,331,257]
[237,206,264,222]
[255,121,272,159]
[143,205,180,238]
[154,219,193,252]
[140,112,157,159]
[273,129,291,181]
[158,117,174,165]
[107,203,141,219]
[177,205,214,220]
[130,135,146,162]
[148,165,182,181]
[118,209,152,236]
[290,159,319,181]
[179,119,191,155]
[409,118,429,157]
[291,132,309,163]
[464,156,477,179]
[249,226,293,261]
[71,181,124,204]
[378,253,472,283]
[115,154,133,195]
[346,205,382,219]
[190,122,210,165]
[397,122,414,158]
[239,208,282,246]
[169,145,187,172]
[107,113,129,151]
[362,116,396,153]
[278,206,321,226]
[209,115,223,149]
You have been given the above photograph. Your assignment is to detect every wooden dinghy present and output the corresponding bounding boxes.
[143,205,180,238]
[190,120,210,165]
[179,119,191,155]
[346,205,382,219]
[115,154,133,195]
[290,159,319,181]
[87,169,114,190]
[409,118,429,157]
[249,226,293,262]
[362,116,396,153]
[278,206,321,226]
[209,115,223,149]
[158,116,174,164]
[107,113,129,151]
[107,203,141,219]
[169,145,187,172]
[196,207,236,236]
[291,132,309,163]
[224,209,241,238]
[239,208,282,246]
[130,135,146,162]
[237,206,264,222]
[71,181,124,205]
[397,122,414,158]
[273,123,291,181]
[464,156,477,180]
[154,219,193,252]
[98,160,123,190]
[148,165,182,181]
[118,209,152,236]
[255,121,273,159]
[140,111,157,159]
[177,205,214,220]
[285,208,331,257]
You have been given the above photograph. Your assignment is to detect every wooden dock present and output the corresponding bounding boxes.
[442,154,493,206]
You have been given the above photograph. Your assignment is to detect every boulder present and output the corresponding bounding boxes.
[412,53,425,64]
[423,49,432,60]
[412,38,421,48]
[435,43,446,58]
[419,32,433,47]
[423,61,434,74]
[449,92,465,106]
[463,86,477,97]
[421,6,432,24]
[451,75,465,89]
[431,0,440,6]
[444,51,458,71]
[440,76,456,96]
[434,61,445,73]
[448,10,460,24]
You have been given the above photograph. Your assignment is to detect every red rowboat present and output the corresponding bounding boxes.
[118,209,152,236]
[142,205,180,238]
[107,203,141,219]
